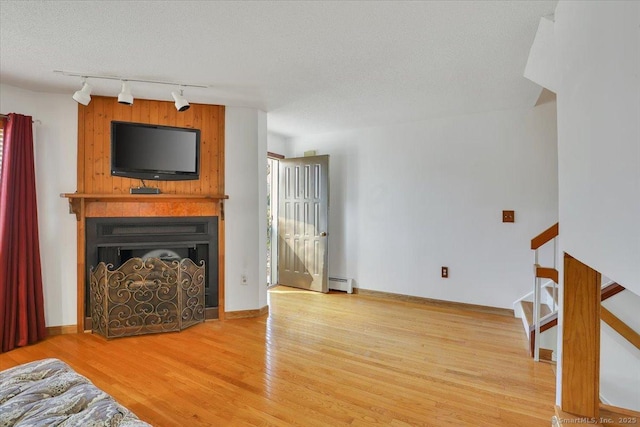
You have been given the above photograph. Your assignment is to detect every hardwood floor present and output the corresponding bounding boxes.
[0,287,556,426]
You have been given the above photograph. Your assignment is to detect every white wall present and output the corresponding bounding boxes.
[1,84,268,324]
[289,103,558,308]
[601,290,640,410]
[267,132,292,158]
[0,84,78,327]
[225,107,268,312]
[555,1,640,294]
[551,1,640,407]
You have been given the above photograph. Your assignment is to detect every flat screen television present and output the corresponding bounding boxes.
[111,121,200,181]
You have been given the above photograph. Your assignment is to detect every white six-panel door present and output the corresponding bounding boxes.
[278,155,329,292]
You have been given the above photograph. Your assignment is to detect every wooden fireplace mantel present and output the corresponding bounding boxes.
[61,193,229,220]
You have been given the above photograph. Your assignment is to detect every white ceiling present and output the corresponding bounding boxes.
[0,0,555,137]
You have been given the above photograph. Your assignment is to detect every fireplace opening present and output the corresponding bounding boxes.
[86,217,218,322]
[135,248,185,260]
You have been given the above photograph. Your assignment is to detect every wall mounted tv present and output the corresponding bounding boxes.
[111,121,200,181]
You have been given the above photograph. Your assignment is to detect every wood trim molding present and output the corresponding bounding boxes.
[529,328,558,358]
[600,404,640,422]
[46,325,77,336]
[561,253,601,418]
[531,222,559,250]
[353,288,514,317]
[267,151,285,159]
[601,306,640,350]
[539,348,554,362]
[528,312,558,357]
[61,193,229,220]
[535,265,559,283]
[225,305,269,320]
[601,283,625,301]
[76,198,86,333]
[529,312,558,334]
[555,404,640,427]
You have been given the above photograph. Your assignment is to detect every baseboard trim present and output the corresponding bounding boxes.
[539,348,554,362]
[46,325,77,336]
[205,307,219,320]
[225,305,269,320]
[353,288,514,317]
[555,404,640,426]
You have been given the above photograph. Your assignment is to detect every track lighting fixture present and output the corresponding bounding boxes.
[72,80,92,106]
[56,70,207,112]
[117,81,133,105]
[171,89,190,112]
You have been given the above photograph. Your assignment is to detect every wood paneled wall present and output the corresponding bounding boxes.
[561,253,601,418]
[77,96,224,196]
[71,97,227,330]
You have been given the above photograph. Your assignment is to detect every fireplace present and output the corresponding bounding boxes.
[85,216,218,322]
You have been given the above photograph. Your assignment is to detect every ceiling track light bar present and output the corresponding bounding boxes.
[53,70,209,89]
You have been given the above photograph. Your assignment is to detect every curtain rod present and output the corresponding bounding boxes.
[0,113,41,124]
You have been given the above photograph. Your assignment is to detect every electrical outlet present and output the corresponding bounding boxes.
[241,274,248,285]
[441,266,448,278]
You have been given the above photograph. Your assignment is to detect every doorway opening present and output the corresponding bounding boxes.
[267,153,330,293]
[267,152,284,287]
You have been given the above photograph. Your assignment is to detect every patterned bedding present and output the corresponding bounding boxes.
[0,358,151,427]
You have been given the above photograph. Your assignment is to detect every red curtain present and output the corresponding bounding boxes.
[0,113,46,353]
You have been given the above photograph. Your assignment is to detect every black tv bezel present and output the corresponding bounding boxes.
[110,121,201,182]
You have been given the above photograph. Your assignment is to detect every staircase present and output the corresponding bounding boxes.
[514,223,559,361]
[516,286,557,360]
[515,282,558,361]
[513,221,629,363]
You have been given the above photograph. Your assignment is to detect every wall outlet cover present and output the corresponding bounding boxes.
[502,210,515,223]
[441,266,449,278]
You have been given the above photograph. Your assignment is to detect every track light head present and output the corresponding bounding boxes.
[73,80,92,106]
[171,89,190,112]
[117,81,133,105]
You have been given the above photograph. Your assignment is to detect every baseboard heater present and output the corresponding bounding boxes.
[328,276,354,294]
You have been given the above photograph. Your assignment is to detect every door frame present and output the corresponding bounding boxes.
[267,152,284,287]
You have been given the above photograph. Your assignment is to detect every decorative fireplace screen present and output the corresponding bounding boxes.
[90,257,205,339]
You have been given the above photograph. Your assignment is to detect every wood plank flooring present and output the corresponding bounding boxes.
[0,286,556,426]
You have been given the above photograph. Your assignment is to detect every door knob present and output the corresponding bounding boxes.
[320,232,327,237]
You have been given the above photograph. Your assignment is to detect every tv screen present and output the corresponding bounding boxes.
[111,121,200,181]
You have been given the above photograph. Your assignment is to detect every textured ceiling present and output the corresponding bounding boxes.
[0,1,555,137]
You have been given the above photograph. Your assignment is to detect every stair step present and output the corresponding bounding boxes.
[544,285,558,305]
[520,300,551,329]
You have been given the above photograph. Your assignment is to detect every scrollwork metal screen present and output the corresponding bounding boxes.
[90,257,205,339]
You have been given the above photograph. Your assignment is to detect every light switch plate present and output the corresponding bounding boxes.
[503,210,515,223]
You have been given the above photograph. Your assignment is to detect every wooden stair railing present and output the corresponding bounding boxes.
[600,282,625,300]
[601,307,640,350]
[535,265,559,283]
[530,222,559,362]
[527,282,629,358]
[531,222,559,250]
[600,284,640,351]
